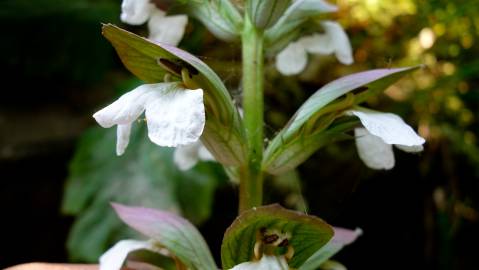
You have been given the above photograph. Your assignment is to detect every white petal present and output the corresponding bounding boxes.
[349,108,425,146]
[230,255,289,270]
[275,41,308,75]
[300,33,335,55]
[145,88,205,147]
[116,123,132,156]
[395,144,424,153]
[121,0,155,25]
[99,239,161,270]
[93,84,157,128]
[198,143,215,161]
[174,143,201,170]
[355,128,395,170]
[148,9,188,46]
[320,21,353,65]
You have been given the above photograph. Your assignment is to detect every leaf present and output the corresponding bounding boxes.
[102,24,247,166]
[263,66,421,174]
[221,204,334,269]
[112,203,218,270]
[62,125,224,261]
[247,0,292,29]
[299,227,362,270]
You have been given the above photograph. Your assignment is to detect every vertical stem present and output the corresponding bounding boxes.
[239,16,264,212]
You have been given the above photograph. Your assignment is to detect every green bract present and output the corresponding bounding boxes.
[113,203,218,270]
[184,0,243,41]
[247,0,292,29]
[102,24,247,166]
[263,66,421,174]
[221,204,334,269]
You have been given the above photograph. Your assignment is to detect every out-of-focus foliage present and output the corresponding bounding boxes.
[62,121,226,261]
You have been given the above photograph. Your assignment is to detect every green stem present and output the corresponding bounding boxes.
[239,15,264,213]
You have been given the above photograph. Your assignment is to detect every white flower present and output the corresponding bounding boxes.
[230,255,290,270]
[100,239,166,270]
[93,83,205,156]
[174,141,215,170]
[121,0,188,45]
[276,21,353,75]
[347,108,425,170]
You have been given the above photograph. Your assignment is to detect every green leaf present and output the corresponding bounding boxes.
[299,227,362,270]
[221,204,334,269]
[247,0,292,29]
[263,66,420,174]
[184,0,243,41]
[62,126,224,261]
[113,203,218,270]
[101,24,247,166]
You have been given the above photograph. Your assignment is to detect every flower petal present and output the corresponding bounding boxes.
[116,123,132,156]
[99,239,162,270]
[230,255,289,270]
[349,108,425,146]
[395,144,424,153]
[300,33,335,55]
[174,143,201,170]
[93,84,157,128]
[355,128,395,170]
[320,21,353,65]
[121,0,155,25]
[145,88,205,147]
[148,9,188,46]
[198,143,215,161]
[276,41,308,75]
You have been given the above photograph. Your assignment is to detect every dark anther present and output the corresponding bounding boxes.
[260,227,267,234]
[351,86,369,95]
[263,234,279,244]
[278,239,289,247]
[158,58,182,75]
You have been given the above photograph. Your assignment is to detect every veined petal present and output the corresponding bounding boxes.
[148,9,188,46]
[396,144,424,153]
[121,0,155,25]
[146,87,205,147]
[355,128,395,170]
[99,239,162,270]
[349,108,425,146]
[116,123,132,156]
[276,42,308,75]
[93,84,157,128]
[300,33,335,55]
[230,255,290,270]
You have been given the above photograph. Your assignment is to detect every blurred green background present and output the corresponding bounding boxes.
[1,0,478,269]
